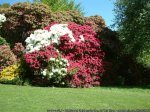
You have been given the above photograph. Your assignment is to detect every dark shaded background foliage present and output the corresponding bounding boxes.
[110,0,150,86]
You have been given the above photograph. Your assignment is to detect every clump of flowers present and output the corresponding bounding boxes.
[23,22,104,87]
[25,24,75,53]
[41,57,69,85]
[0,14,6,27]
[0,63,20,81]
[24,45,58,70]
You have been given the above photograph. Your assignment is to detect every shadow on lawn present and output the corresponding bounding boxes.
[101,85,150,89]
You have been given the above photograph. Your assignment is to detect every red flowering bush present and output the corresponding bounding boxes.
[24,45,58,70]
[58,23,105,87]
[23,22,104,87]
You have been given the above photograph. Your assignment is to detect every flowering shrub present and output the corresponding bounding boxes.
[0,2,52,45]
[23,22,104,87]
[0,45,16,71]
[0,63,20,82]
[84,15,106,33]
[58,23,105,87]
[51,10,84,24]
[41,57,69,86]
[24,45,58,71]
[25,24,75,53]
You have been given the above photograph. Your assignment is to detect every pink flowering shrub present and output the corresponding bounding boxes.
[24,45,58,70]
[58,23,105,87]
[23,22,105,87]
[0,44,16,71]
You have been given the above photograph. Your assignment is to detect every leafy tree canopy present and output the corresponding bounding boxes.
[33,0,84,14]
[114,0,150,67]
[0,3,10,8]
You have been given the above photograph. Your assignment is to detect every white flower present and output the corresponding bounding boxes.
[25,29,51,53]
[50,24,76,43]
[49,58,55,61]
[0,14,6,23]
[41,69,47,76]
[61,68,67,73]
[0,14,6,28]
[55,59,59,62]
[67,63,70,66]
[79,35,85,42]
[52,68,59,73]
[48,73,53,78]
[59,61,63,65]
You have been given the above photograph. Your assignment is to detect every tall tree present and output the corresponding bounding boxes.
[0,3,10,8]
[33,0,83,14]
[114,0,150,67]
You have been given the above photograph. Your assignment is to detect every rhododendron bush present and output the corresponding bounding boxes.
[23,22,105,87]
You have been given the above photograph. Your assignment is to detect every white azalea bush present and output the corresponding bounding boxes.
[0,14,6,27]
[25,24,75,53]
[41,57,69,85]
[23,22,105,87]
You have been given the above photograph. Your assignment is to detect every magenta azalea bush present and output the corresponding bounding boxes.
[23,22,105,87]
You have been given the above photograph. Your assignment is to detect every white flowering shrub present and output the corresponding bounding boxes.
[25,24,76,53]
[0,14,6,27]
[41,57,69,85]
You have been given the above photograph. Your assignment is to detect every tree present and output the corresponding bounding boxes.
[114,0,150,67]
[33,0,84,14]
[0,3,10,8]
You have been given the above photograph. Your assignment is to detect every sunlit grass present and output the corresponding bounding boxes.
[0,84,150,112]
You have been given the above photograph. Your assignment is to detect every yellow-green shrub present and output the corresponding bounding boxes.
[0,63,20,81]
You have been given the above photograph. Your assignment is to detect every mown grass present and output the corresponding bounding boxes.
[0,84,150,112]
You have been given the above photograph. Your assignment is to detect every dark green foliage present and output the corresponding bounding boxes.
[84,15,150,86]
[114,0,150,67]
[0,77,23,85]
[105,0,150,86]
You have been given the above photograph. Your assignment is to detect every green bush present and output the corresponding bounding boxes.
[0,2,52,46]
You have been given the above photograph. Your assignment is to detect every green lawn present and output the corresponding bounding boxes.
[0,84,150,112]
